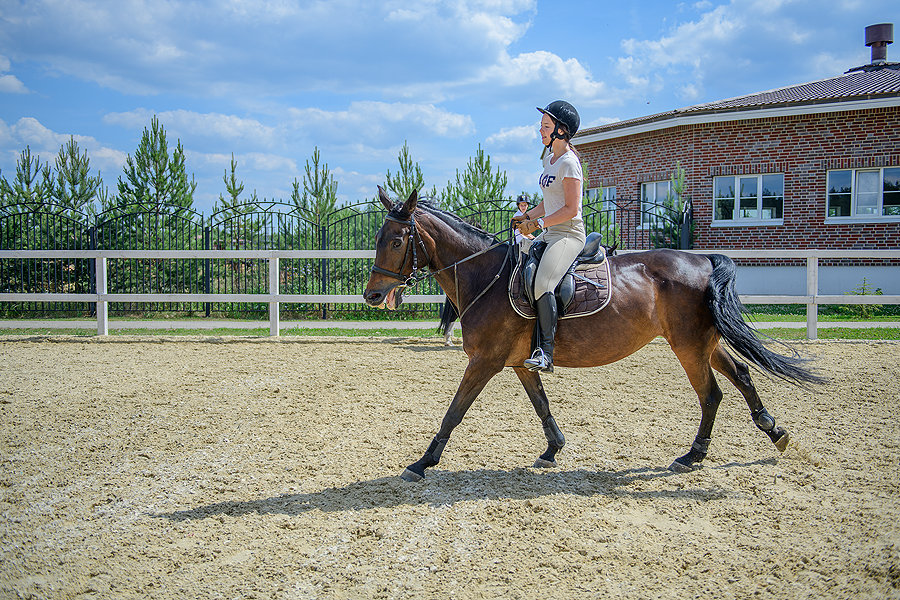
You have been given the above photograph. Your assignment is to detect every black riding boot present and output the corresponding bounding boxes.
[524,292,558,373]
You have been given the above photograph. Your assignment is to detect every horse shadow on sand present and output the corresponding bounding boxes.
[153,459,774,523]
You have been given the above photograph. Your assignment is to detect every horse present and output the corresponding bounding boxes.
[363,188,823,482]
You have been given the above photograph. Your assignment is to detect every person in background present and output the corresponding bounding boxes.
[513,194,535,252]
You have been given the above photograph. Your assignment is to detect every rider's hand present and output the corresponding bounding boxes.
[518,220,541,236]
[510,213,528,226]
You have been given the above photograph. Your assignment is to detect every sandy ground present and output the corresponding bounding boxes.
[0,335,898,599]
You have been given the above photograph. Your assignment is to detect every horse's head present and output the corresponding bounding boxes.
[363,186,423,310]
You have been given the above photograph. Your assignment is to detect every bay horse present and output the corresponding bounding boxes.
[363,188,823,482]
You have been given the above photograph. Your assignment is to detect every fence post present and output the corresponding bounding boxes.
[806,256,818,340]
[88,227,97,316]
[320,225,328,320]
[96,256,108,335]
[204,224,211,318]
[269,255,280,337]
[679,202,693,250]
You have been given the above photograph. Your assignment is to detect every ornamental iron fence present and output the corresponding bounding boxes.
[0,196,693,318]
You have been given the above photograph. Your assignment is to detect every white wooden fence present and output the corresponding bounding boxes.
[0,249,897,339]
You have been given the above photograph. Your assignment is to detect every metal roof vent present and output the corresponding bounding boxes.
[866,23,893,65]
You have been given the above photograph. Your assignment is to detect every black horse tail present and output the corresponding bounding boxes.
[706,254,826,386]
[438,298,458,337]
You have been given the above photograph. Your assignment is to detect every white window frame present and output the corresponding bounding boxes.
[712,173,784,227]
[640,181,673,228]
[826,167,900,223]
[584,186,616,210]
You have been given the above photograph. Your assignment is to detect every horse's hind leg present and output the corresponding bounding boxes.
[514,367,565,468]
[711,343,790,452]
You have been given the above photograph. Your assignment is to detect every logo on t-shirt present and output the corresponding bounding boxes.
[539,174,555,188]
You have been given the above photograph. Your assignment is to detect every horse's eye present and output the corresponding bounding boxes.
[391,239,402,249]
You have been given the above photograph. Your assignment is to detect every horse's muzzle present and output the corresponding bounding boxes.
[363,285,404,310]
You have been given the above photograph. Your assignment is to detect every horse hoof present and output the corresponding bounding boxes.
[774,429,790,453]
[533,458,557,469]
[400,468,424,482]
[668,459,701,473]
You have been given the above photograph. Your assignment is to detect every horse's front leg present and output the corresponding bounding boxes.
[513,367,565,468]
[401,358,503,482]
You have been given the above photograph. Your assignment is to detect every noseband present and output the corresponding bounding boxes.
[370,214,431,287]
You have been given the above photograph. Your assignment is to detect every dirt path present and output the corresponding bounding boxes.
[1,336,898,599]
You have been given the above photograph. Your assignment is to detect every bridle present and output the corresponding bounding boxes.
[369,214,432,287]
[370,211,514,320]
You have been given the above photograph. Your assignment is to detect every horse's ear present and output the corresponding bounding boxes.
[377,186,393,211]
[401,188,418,216]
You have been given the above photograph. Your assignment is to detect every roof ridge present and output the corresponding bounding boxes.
[576,67,900,138]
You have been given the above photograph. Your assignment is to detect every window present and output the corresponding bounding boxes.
[584,186,616,204]
[640,181,672,227]
[584,186,616,216]
[827,167,900,218]
[713,174,784,223]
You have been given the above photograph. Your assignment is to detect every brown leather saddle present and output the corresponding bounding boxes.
[509,231,613,320]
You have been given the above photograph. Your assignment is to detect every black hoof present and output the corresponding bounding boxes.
[400,459,428,482]
[669,457,703,473]
[669,446,706,473]
[400,467,424,482]
[772,427,790,452]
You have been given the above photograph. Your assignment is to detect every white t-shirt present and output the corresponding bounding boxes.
[539,149,583,227]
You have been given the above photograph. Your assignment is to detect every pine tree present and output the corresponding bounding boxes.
[116,116,197,213]
[384,141,425,201]
[441,144,508,212]
[291,147,337,225]
[52,137,102,215]
[214,153,249,217]
[4,146,52,206]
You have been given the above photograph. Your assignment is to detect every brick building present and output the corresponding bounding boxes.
[573,24,900,294]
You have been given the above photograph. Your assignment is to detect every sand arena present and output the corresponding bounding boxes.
[1,336,898,599]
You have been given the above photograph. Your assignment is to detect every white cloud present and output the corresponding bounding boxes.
[0,0,537,98]
[104,109,279,146]
[477,50,610,104]
[612,0,892,106]
[486,125,536,149]
[0,74,27,94]
[287,102,475,142]
[0,117,127,176]
[0,55,28,94]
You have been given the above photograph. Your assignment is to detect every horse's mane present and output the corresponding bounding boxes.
[389,199,500,248]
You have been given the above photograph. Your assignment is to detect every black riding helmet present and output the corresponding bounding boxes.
[537,100,580,148]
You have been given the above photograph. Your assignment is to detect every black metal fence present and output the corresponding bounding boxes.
[0,197,692,319]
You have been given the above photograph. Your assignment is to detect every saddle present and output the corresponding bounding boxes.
[509,231,613,320]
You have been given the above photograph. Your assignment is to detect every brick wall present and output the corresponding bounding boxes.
[577,106,900,253]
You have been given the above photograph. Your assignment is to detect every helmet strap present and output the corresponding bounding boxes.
[546,123,569,150]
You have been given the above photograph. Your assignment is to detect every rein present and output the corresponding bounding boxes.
[371,212,515,320]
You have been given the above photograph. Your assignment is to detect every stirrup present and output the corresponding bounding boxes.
[523,348,553,373]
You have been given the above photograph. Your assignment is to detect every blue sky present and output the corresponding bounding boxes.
[0,0,896,214]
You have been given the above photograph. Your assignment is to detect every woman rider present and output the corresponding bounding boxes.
[513,100,586,373]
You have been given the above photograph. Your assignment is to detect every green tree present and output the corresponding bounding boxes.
[291,146,338,225]
[0,167,11,205]
[2,146,52,206]
[213,153,252,217]
[441,144,508,212]
[384,141,425,201]
[116,115,197,212]
[51,137,102,216]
